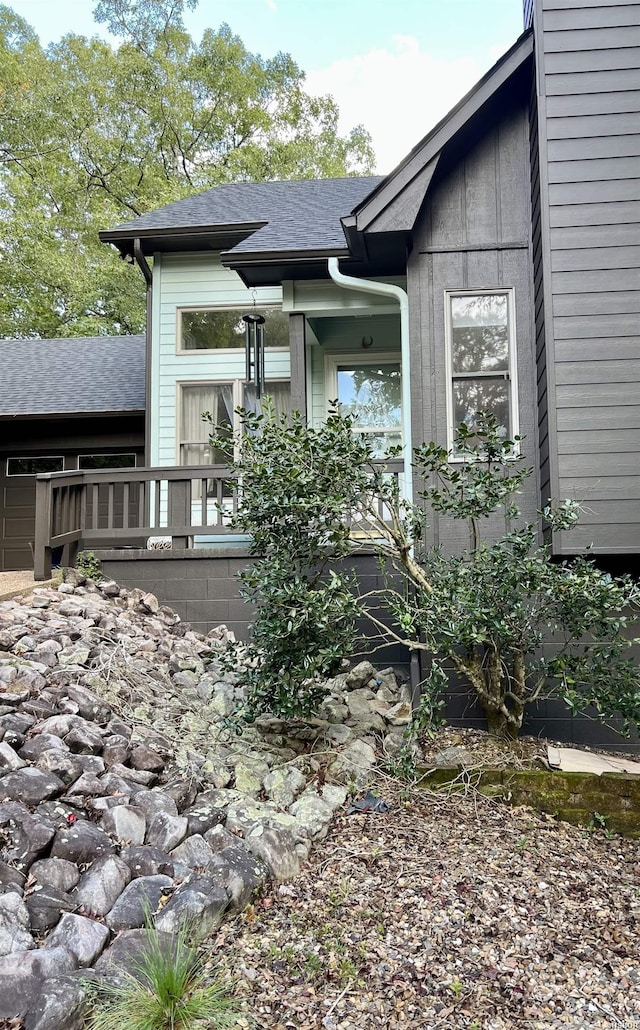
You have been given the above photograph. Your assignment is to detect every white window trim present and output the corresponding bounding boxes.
[324,352,403,440]
[444,288,519,458]
[175,303,290,356]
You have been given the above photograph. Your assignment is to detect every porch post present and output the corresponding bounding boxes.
[33,476,52,581]
[288,313,307,418]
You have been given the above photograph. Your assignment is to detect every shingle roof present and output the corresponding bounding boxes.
[0,336,145,416]
[104,177,384,254]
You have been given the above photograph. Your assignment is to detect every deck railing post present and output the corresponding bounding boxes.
[34,476,53,581]
[167,478,190,547]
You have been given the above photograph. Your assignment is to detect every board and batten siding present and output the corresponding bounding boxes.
[150,253,288,466]
[407,95,538,553]
[532,0,640,554]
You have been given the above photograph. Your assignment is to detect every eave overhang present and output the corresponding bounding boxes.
[98,221,267,260]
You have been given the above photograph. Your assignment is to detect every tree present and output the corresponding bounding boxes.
[214,405,640,737]
[0,0,374,338]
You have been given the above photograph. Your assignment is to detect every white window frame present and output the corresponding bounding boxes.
[175,304,290,355]
[444,288,519,457]
[324,352,403,446]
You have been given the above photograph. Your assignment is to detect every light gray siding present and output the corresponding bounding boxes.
[408,96,538,551]
[533,0,640,554]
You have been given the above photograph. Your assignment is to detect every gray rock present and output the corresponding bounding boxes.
[23,972,89,1030]
[64,685,111,724]
[101,805,146,845]
[129,744,164,772]
[384,701,412,727]
[0,801,55,869]
[119,845,174,879]
[322,724,354,746]
[35,749,84,785]
[432,745,475,769]
[169,833,214,871]
[162,777,199,811]
[263,766,307,808]
[0,947,77,1019]
[0,767,64,806]
[0,893,34,955]
[204,824,243,854]
[154,876,229,935]
[51,821,115,864]
[289,793,334,840]
[207,847,266,910]
[345,661,376,689]
[345,688,376,719]
[19,735,69,762]
[329,739,377,787]
[132,788,179,821]
[45,913,110,968]
[0,740,26,770]
[94,928,176,979]
[146,811,188,851]
[25,885,76,931]
[30,858,80,892]
[183,802,225,836]
[106,874,174,931]
[319,700,349,723]
[64,723,104,754]
[74,855,131,917]
[244,826,301,882]
[0,860,26,892]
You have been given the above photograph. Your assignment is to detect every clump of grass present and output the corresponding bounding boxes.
[88,923,238,1030]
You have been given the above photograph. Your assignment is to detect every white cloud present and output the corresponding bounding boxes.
[305,35,506,174]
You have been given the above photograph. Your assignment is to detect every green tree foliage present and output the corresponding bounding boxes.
[0,0,374,338]
[216,406,639,737]
[207,402,375,719]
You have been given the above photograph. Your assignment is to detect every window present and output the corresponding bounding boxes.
[7,456,64,476]
[178,307,290,352]
[445,290,518,454]
[179,380,292,466]
[78,454,136,470]
[327,355,402,458]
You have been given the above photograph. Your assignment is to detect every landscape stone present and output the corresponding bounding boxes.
[119,845,175,879]
[74,855,131,917]
[30,858,80,892]
[25,885,76,932]
[1,768,65,809]
[234,757,269,796]
[0,740,26,770]
[101,805,146,845]
[129,744,165,771]
[169,833,215,870]
[0,892,34,955]
[64,685,111,724]
[154,875,229,935]
[45,913,110,968]
[105,874,174,931]
[0,801,55,869]
[183,802,225,835]
[64,724,104,754]
[146,810,188,851]
[263,766,307,808]
[0,947,77,1019]
[385,701,413,727]
[207,847,266,909]
[94,928,176,978]
[345,688,376,719]
[51,821,115,864]
[35,749,83,785]
[244,826,301,882]
[23,972,89,1030]
[204,824,243,853]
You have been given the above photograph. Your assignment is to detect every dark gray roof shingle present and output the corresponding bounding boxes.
[0,336,145,416]
[104,176,384,254]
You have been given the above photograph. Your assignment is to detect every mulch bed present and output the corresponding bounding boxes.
[214,780,640,1029]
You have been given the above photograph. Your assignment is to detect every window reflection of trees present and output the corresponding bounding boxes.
[181,308,290,350]
[453,380,509,438]
[339,365,401,429]
[451,295,508,373]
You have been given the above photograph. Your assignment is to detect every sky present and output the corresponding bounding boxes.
[9,0,526,173]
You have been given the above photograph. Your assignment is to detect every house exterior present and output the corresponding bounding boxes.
[98,0,640,570]
[0,336,145,571]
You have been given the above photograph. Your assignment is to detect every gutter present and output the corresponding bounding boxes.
[133,238,153,464]
[327,257,413,507]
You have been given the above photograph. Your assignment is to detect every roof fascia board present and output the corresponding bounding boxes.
[99,221,266,246]
[359,155,440,233]
[0,409,145,420]
[354,32,533,232]
[221,246,350,268]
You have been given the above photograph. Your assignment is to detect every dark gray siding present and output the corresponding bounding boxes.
[408,95,538,551]
[533,0,640,554]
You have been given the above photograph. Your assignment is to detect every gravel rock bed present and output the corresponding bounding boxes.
[218,782,640,1029]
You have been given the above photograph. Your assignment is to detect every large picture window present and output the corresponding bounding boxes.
[178,307,290,352]
[445,290,518,454]
[179,380,292,465]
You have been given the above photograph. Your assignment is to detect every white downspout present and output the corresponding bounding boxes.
[327,257,413,507]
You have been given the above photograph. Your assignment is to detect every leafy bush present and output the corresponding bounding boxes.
[208,401,375,718]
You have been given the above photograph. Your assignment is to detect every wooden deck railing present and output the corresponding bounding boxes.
[33,460,404,580]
